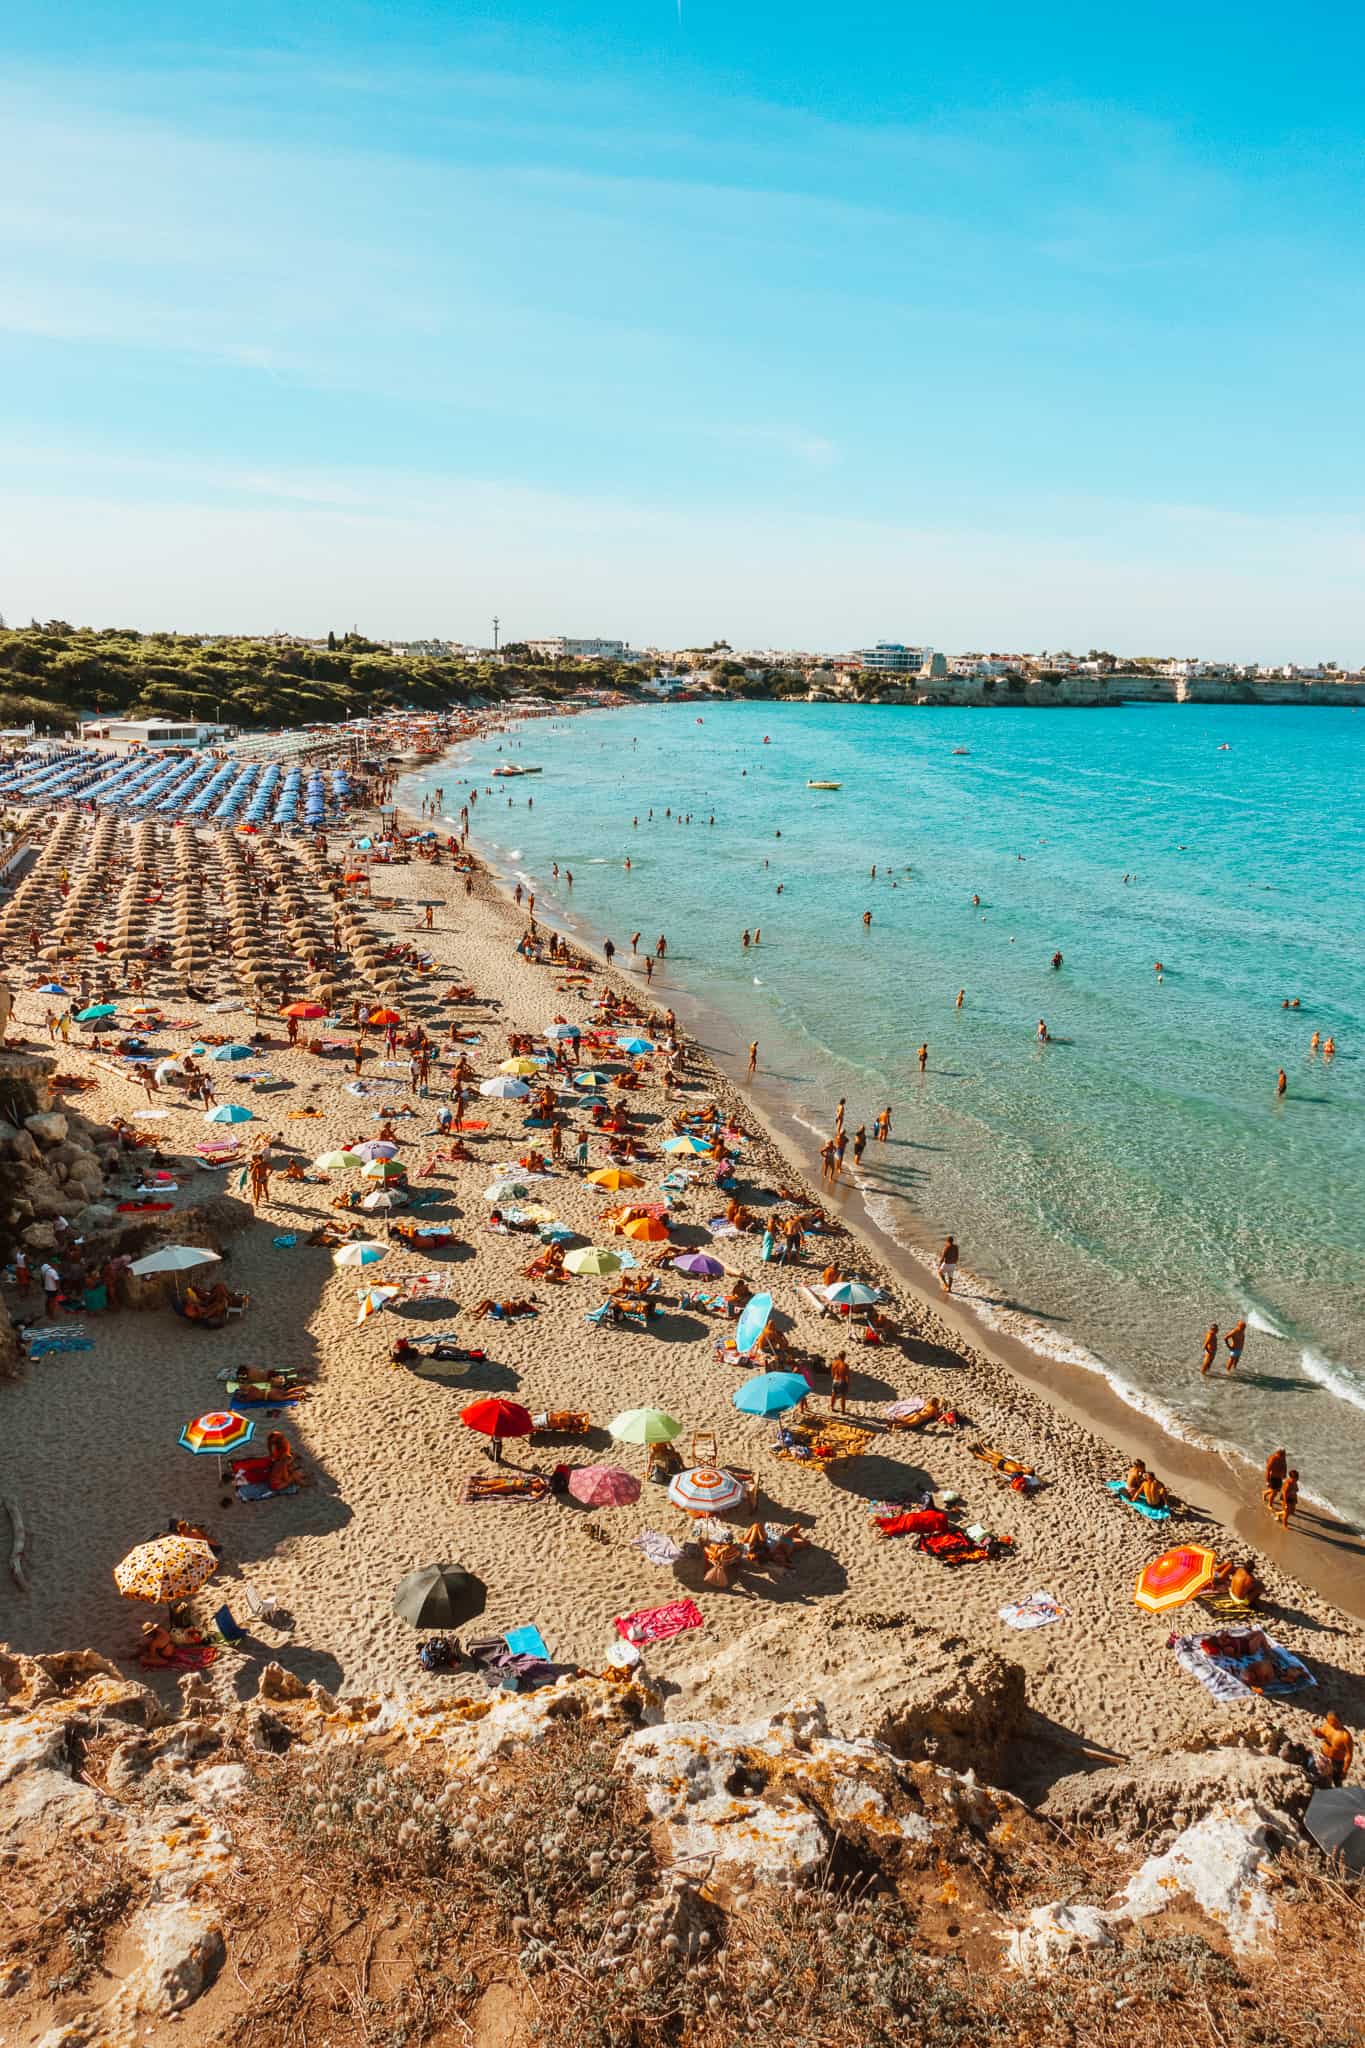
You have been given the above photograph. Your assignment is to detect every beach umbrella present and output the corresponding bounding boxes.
[499,1056,542,1076]
[36,982,67,994]
[315,1149,363,1172]
[129,1245,221,1276]
[484,1179,530,1202]
[154,1059,185,1084]
[824,1280,882,1307]
[368,1007,401,1025]
[210,1043,256,1061]
[588,1168,644,1190]
[393,1562,487,1630]
[574,1070,613,1087]
[734,1292,774,1357]
[361,1189,400,1211]
[333,1241,389,1267]
[75,1003,117,1020]
[362,1157,405,1181]
[1133,1545,1219,1614]
[608,1407,681,1446]
[179,1409,255,1456]
[663,1135,712,1154]
[205,1103,253,1124]
[568,1465,641,1508]
[668,1467,745,1515]
[353,1139,398,1161]
[479,1076,531,1099]
[1304,1788,1365,1874]
[616,1037,655,1055]
[282,1001,326,1019]
[624,1217,669,1241]
[461,1396,534,1442]
[114,1535,217,1606]
[564,1246,622,1276]
[356,1284,400,1322]
[545,1022,580,1040]
[734,1372,809,1417]
[672,1252,725,1278]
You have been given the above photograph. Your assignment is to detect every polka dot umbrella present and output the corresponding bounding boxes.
[114,1535,218,1607]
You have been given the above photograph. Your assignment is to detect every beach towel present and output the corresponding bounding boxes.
[504,1625,550,1661]
[614,1598,704,1647]
[873,1508,951,1539]
[23,1328,94,1357]
[1105,1478,1171,1522]
[917,1528,993,1566]
[272,1234,299,1248]
[1000,1591,1068,1630]
[118,1199,173,1213]
[1170,1626,1315,1702]
[1196,1588,1257,1620]
[632,1529,686,1567]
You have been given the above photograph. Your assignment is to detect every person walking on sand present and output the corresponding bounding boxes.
[603,938,615,965]
[747,1041,758,1075]
[829,1351,851,1414]
[1277,1468,1299,1529]
[1224,1318,1247,1373]
[353,1037,365,1076]
[1262,1447,1287,1511]
[1200,1323,1220,1375]
[937,1235,959,1295]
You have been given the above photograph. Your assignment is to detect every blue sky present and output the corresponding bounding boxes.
[3,0,1364,656]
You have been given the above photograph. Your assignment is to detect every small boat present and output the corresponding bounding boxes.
[806,779,841,790]
[952,747,971,756]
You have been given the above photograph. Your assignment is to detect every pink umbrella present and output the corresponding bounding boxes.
[567,1465,642,1509]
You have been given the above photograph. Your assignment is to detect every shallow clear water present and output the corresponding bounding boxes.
[407,700,1365,1516]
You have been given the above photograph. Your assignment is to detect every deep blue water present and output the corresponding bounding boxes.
[407,700,1365,1515]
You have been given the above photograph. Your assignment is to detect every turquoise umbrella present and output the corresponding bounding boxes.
[205,1103,253,1124]
[210,1043,255,1062]
[734,1292,773,1358]
[75,1003,117,1021]
[733,1372,809,1417]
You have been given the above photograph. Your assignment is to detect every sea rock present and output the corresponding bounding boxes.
[23,1112,68,1147]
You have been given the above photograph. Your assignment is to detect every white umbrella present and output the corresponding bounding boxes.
[153,1059,185,1085]
[479,1076,531,1099]
[333,1241,389,1267]
[130,1245,221,1276]
[361,1189,399,1211]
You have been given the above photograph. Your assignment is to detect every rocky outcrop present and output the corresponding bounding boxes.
[1041,1741,1309,1846]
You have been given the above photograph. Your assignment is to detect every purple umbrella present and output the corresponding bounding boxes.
[673,1253,725,1278]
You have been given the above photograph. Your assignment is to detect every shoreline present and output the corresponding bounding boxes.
[437,775,1365,1628]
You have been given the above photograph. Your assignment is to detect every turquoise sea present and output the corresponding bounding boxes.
[405,700,1365,1519]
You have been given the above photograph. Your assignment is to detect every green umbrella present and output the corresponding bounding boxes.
[608,1407,682,1445]
[393,1563,487,1629]
[565,1247,622,1276]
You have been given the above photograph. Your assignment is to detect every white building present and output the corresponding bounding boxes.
[526,637,629,662]
[79,717,232,751]
[853,642,934,674]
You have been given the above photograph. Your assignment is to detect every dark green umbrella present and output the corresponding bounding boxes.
[393,1563,487,1630]
[1305,1786,1365,1873]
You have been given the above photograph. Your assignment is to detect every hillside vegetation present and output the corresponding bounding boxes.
[0,625,640,732]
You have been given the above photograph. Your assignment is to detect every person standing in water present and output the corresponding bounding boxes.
[1224,1318,1247,1372]
[851,1124,867,1168]
[1276,1068,1287,1096]
[747,1040,758,1075]
[875,1105,892,1141]
[1262,1447,1288,1512]
[917,1043,928,1072]
[1278,1468,1299,1529]
[955,989,965,1008]
[937,1235,959,1295]
[1200,1323,1220,1376]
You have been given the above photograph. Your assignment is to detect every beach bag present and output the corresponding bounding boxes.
[418,1635,461,1672]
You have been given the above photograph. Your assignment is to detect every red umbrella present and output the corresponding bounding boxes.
[282,1001,326,1019]
[461,1397,534,1440]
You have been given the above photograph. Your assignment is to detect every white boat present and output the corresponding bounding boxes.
[806,779,841,790]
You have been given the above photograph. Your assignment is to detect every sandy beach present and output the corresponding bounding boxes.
[1,790,1362,1783]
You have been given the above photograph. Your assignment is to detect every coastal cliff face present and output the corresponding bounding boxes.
[1,1645,1355,2048]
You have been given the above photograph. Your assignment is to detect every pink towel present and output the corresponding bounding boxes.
[613,1598,704,1646]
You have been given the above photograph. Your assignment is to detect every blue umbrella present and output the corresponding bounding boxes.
[617,1036,655,1055]
[733,1372,810,1417]
[734,1292,774,1358]
[36,982,67,994]
[210,1043,256,1062]
[75,1003,117,1021]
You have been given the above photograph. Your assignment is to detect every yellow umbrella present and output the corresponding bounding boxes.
[588,1168,645,1191]
[499,1057,543,1077]
[114,1535,218,1606]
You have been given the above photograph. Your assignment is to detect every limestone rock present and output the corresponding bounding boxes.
[1005,1903,1115,1973]
[121,1901,224,2015]
[257,1661,310,1702]
[23,1111,67,1147]
[1041,1746,1308,1844]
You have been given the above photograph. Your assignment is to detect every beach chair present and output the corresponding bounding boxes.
[207,1604,247,1647]
[242,1583,284,1625]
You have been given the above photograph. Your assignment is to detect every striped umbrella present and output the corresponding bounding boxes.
[114,1535,218,1605]
[333,1241,389,1266]
[179,1409,255,1456]
[668,1467,745,1515]
[824,1280,881,1307]
[1134,1545,1219,1614]
[356,1284,400,1322]
[361,1158,405,1180]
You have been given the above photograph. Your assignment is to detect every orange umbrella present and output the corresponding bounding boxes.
[282,1001,326,1019]
[624,1217,669,1241]
[1133,1545,1218,1614]
[588,1168,644,1190]
[368,1008,401,1026]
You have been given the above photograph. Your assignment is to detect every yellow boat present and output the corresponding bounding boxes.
[806,779,841,790]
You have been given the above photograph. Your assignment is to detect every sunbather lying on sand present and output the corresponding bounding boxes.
[468,1297,539,1320]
